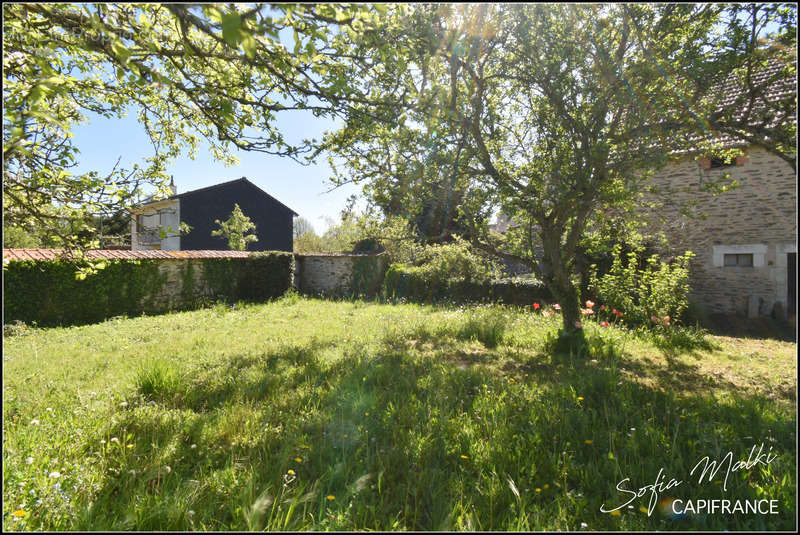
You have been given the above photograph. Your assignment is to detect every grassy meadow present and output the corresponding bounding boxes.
[2,295,797,531]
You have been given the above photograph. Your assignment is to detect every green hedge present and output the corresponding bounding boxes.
[383,263,550,306]
[201,252,294,303]
[3,252,294,327]
[3,259,167,326]
[350,254,387,297]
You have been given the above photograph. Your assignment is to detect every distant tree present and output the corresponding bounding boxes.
[3,224,41,248]
[294,231,325,254]
[211,204,258,251]
[293,217,316,240]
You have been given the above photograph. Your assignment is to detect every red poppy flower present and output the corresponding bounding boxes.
[601,321,610,327]
[533,302,540,310]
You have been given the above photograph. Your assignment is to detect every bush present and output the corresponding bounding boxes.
[383,264,548,305]
[412,237,501,282]
[3,258,167,326]
[589,244,695,328]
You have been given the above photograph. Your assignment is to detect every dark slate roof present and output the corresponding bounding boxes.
[3,249,252,262]
[138,177,298,216]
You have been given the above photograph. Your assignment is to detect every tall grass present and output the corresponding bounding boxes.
[3,297,796,531]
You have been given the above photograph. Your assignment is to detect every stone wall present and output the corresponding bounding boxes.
[643,146,796,318]
[148,259,211,310]
[294,253,388,297]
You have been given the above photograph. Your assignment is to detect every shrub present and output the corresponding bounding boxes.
[412,237,501,282]
[383,264,548,305]
[351,237,385,254]
[3,258,167,326]
[589,244,695,328]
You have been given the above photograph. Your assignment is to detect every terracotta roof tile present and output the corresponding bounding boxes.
[2,249,255,262]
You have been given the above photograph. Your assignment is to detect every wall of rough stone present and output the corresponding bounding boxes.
[643,146,796,318]
[294,253,388,297]
[149,259,211,310]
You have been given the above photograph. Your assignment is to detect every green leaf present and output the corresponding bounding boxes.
[240,33,257,59]
[221,12,242,47]
[111,41,132,66]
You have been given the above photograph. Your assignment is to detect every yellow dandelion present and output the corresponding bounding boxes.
[126,444,134,449]
[679,415,686,419]
[639,506,649,513]
[294,457,302,463]
[543,484,549,489]
[326,495,335,501]
[535,487,541,492]
[13,510,26,517]
[460,455,469,459]
[610,510,621,517]
[585,440,593,445]
[287,469,295,475]
[577,396,584,401]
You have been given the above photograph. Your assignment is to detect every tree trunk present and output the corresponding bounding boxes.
[540,225,582,334]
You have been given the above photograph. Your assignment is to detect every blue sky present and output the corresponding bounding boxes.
[67,17,372,236]
[69,107,359,236]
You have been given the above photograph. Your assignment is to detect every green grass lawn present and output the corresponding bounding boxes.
[3,296,796,531]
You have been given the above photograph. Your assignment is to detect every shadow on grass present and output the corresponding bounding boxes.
[80,319,796,531]
[700,313,796,343]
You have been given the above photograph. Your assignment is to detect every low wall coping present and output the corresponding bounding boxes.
[3,249,252,262]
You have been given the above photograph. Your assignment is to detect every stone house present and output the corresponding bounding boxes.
[644,146,795,320]
[643,58,796,321]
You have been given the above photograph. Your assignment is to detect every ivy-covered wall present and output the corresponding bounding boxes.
[294,253,387,297]
[3,251,294,326]
[383,264,549,306]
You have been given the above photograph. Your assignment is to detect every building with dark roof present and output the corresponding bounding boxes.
[130,177,297,252]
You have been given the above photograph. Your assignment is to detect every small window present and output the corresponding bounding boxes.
[724,253,753,267]
[709,157,734,168]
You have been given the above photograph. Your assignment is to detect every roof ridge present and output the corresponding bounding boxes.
[135,176,298,216]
